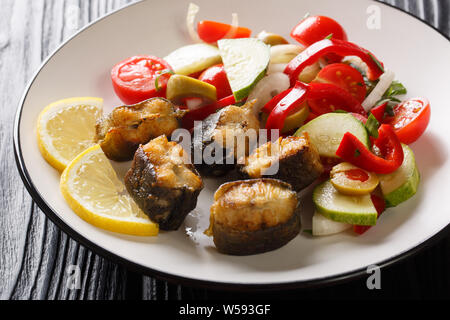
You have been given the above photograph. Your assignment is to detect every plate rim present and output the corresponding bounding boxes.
[13,0,450,291]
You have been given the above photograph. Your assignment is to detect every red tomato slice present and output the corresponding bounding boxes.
[197,21,252,43]
[314,64,367,101]
[111,55,172,105]
[198,64,233,100]
[385,98,431,144]
[291,16,348,46]
[308,63,366,114]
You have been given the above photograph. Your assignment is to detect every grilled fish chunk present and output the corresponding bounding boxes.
[191,100,260,177]
[125,136,203,231]
[206,179,301,255]
[96,98,184,161]
[238,134,323,192]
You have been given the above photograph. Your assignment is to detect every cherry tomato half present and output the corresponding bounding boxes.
[111,55,172,105]
[291,15,348,63]
[198,64,233,100]
[385,98,431,144]
[308,63,366,114]
[291,15,348,46]
[197,20,252,43]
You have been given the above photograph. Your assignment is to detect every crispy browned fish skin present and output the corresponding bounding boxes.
[208,179,301,256]
[238,134,323,192]
[191,100,260,177]
[96,98,184,161]
[124,140,203,231]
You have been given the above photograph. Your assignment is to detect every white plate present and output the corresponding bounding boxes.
[14,0,450,289]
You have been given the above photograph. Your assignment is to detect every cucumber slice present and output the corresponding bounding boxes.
[164,44,221,76]
[312,211,351,236]
[379,144,420,207]
[218,38,270,102]
[295,113,370,158]
[313,180,378,226]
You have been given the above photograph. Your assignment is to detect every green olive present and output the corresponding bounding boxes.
[257,31,289,46]
[330,162,379,196]
[166,75,217,104]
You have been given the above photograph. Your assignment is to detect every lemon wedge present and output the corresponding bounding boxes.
[37,97,103,172]
[60,145,159,236]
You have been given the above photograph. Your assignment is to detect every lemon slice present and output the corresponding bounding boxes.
[37,97,103,172]
[60,145,159,236]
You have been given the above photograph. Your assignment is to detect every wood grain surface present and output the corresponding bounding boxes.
[1,0,449,300]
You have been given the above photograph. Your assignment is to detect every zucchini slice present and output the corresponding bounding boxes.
[164,44,221,76]
[295,113,370,158]
[313,180,378,226]
[378,144,420,207]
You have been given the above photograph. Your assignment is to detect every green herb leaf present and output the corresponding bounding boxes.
[325,33,333,40]
[385,80,407,97]
[365,113,380,138]
[385,104,395,117]
[369,53,384,73]
[333,109,348,114]
[155,69,175,91]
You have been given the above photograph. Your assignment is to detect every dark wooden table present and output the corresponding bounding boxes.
[1,0,449,300]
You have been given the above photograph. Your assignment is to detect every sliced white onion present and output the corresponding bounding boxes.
[186,3,203,43]
[223,13,239,39]
[247,72,290,115]
[362,69,395,112]
[312,212,351,236]
[267,63,288,75]
[270,44,304,64]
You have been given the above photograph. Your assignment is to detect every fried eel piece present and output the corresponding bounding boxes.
[96,98,184,161]
[238,134,323,192]
[125,136,203,231]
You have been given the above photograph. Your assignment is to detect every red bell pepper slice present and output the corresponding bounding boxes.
[181,95,236,130]
[354,194,386,235]
[265,81,310,131]
[370,102,388,122]
[336,124,404,174]
[308,82,367,116]
[284,38,384,86]
[262,88,291,114]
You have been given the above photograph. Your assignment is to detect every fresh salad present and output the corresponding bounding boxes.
[37,3,430,256]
